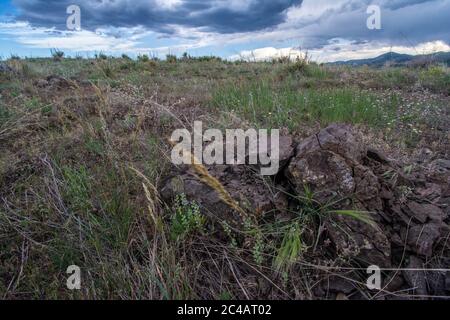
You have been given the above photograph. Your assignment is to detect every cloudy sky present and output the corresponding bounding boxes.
[0,0,449,62]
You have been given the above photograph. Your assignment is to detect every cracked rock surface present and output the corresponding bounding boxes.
[162,123,450,298]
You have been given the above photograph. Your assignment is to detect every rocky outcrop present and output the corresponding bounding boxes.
[161,123,450,298]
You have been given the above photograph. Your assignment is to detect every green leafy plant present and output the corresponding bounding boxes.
[170,194,205,241]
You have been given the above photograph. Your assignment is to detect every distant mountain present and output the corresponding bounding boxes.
[328,51,450,67]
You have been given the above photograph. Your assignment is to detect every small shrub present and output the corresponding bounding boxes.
[286,54,315,74]
[98,61,115,78]
[138,54,150,62]
[96,53,108,60]
[181,52,190,61]
[274,56,291,64]
[166,54,177,63]
[170,194,205,241]
[51,49,65,61]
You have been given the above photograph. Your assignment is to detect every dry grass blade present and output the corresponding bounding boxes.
[129,166,162,230]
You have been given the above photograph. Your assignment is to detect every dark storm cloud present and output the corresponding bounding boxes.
[12,0,301,33]
[9,0,450,53]
[298,0,450,49]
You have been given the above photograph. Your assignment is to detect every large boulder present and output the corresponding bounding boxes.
[295,123,365,164]
[285,123,381,209]
[285,124,390,266]
[407,223,441,257]
[161,165,288,222]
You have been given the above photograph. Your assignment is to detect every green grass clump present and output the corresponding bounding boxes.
[212,79,398,129]
[274,222,305,272]
[0,103,13,127]
[62,165,92,214]
[419,65,450,94]
[51,49,65,61]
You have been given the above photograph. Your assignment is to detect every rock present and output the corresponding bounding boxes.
[285,124,391,265]
[248,135,294,174]
[426,268,447,296]
[392,204,415,225]
[0,62,13,74]
[33,75,74,90]
[427,159,450,185]
[34,79,49,88]
[323,276,355,294]
[384,274,405,292]
[403,256,428,297]
[286,124,382,209]
[433,159,450,170]
[161,165,288,222]
[336,293,349,300]
[407,223,441,257]
[415,183,442,201]
[295,123,365,165]
[367,147,391,164]
[46,75,73,89]
[403,202,428,223]
[286,149,355,203]
[277,135,295,168]
[161,174,229,214]
[353,165,382,211]
[159,121,449,300]
[403,201,445,224]
[416,202,445,222]
[415,148,433,163]
[324,213,391,267]
[380,186,394,200]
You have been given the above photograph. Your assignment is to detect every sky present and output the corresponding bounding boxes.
[0,0,449,62]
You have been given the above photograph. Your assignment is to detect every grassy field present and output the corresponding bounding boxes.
[0,56,449,299]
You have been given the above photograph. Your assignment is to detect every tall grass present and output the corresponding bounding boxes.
[212,78,398,129]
